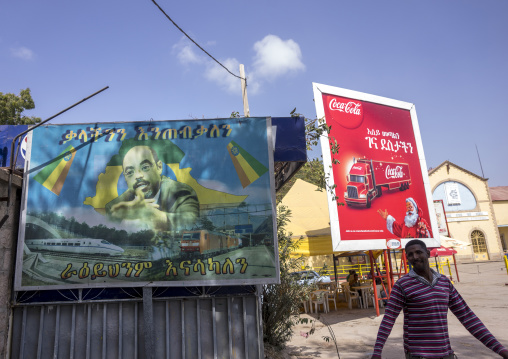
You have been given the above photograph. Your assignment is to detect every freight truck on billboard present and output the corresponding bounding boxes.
[344,158,411,208]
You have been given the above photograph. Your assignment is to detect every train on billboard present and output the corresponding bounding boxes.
[15,118,277,290]
[312,83,439,251]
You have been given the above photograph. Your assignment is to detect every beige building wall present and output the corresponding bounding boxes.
[492,201,508,251]
[429,162,504,262]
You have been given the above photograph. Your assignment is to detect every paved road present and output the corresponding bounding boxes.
[286,261,508,359]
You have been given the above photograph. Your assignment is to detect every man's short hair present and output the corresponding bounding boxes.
[405,239,427,251]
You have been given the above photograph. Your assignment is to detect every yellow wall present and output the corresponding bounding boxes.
[493,201,508,225]
[429,163,504,261]
[493,201,508,251]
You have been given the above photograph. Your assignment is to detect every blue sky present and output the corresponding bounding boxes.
[1,1,507,186]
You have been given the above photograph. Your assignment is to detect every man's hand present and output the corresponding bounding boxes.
[377,209,388,220]
[109,189,169,230]
[110,189,159,220]
[500,349,508,358]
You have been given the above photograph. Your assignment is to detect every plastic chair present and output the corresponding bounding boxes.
[310,291,329,313]
[367,286,385,308]
[343,285,361,309]
[338,282,350,302]
[300,299,310,313]
[327,289,337,311]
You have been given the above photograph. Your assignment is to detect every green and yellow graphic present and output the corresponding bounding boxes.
[33,145,76,196]
[227,141,268,188]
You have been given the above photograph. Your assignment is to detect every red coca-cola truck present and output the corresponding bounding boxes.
[344,158,411,208]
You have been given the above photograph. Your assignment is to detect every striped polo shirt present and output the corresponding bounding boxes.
[372,269,508,358]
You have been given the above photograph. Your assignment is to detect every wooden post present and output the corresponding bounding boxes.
[239,64,250,117]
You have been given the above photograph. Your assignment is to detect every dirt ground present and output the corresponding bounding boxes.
[276,261,508,359]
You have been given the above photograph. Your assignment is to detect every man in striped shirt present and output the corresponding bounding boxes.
[371,239,508,359]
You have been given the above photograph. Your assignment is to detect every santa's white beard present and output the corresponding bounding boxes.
[404,211,418,228]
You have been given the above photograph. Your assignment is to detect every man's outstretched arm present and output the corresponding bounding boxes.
[371,282,404,358]
[448,281,508,358]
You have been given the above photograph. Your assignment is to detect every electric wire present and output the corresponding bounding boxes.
[149,0,246,82]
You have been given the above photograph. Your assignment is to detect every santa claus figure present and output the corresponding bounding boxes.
[377,197,432,238]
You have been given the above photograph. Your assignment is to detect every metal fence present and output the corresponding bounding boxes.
[10,288,262,359]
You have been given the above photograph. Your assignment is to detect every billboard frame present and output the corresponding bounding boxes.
[14,117,280,291]
[312,82,440,252]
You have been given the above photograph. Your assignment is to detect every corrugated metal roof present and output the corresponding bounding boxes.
[490,186,508,201]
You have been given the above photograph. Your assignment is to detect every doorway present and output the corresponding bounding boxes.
[471,230,489,261]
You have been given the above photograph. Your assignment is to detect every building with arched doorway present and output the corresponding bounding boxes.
[429,161,505,262]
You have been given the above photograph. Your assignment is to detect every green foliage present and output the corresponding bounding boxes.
[0,88,41,125]
[197,216,216,231]
[262,205,309,348]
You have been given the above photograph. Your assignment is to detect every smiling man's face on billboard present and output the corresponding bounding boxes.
[122,145,163,199]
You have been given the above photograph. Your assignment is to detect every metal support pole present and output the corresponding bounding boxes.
[143,287,154,359]
[383,250,393,295]
[401,249,408,275]
[387,249,394,285]
[256,284,264,359]
[369,250,380,317]
[333,254,338,285]
[239,64,250,117]
[453,254,461,282]
[446,259,453,281]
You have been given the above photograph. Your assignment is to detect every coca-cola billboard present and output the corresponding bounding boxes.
[313,83,439,251]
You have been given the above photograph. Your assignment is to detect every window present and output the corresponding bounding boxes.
[432,181,477,211]
[350,175,365,183]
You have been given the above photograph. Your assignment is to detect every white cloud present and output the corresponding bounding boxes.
[173,37,202,65]
[172,34,304,95]
[252,35,305,79]
[204,57,241,94]
[11,46,34,60]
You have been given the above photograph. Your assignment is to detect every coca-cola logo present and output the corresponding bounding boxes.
[324,95,364,129]
[385,165,404,179]
[352,165,363,171]
[329,99,362,115]
[386,239,401,249]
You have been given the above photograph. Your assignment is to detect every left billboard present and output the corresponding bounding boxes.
[15,118,278,290]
